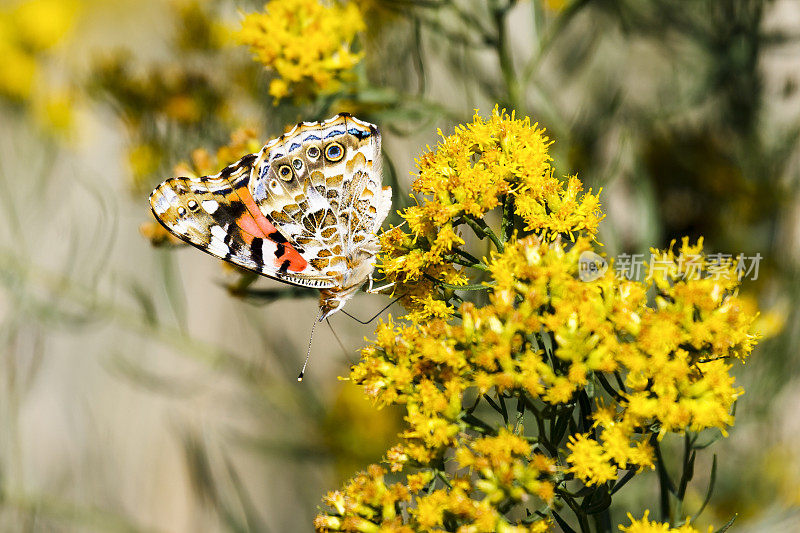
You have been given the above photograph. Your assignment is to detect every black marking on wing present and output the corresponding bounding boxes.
[220,153,257,178]
[267,230,288,244]
[252,237,264,268]
[279,260,291,273]
[225,198,247,220]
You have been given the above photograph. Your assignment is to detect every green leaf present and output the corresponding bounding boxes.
[551,510,578,533]
[552,410,572,446]
[696,454,717,519]
[582,486,612,515]
[714,514,737,533]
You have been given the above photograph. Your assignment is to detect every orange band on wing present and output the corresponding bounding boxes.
[234,186,308,273]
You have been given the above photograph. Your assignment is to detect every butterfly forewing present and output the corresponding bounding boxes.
[149,154,336,287]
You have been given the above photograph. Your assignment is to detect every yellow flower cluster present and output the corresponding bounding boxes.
[619,511,709,532]
[360,235,754,484]
[0,0,77,100]
[317,108,758,531]
[236,0,365,101]
[380,107,603,320]
[0,0,78,133]
[316,431,554,532]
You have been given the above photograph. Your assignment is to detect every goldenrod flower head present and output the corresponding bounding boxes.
[236,0,365,102]
[619,511,710,532]
[412,107,602,238]
[317,430,555,532]
[379,107,603,319]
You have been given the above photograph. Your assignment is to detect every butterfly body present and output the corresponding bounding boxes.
[150,114,391,320]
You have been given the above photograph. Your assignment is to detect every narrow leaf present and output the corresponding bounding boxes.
[714,514,737,533]
[696,454,717,518]
[551,510,578,533]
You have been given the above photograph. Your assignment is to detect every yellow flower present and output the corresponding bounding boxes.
[566,434,618,485]
[0,40,37,100]
[128,142,163,191]
[12,0,77,52]
[543,0,570,12]
[175,127,262,179]
[236,0,364,102]
[619,511,709,532]
[34,89,75,133]
[140,221,184,247]
[0,0,77,101]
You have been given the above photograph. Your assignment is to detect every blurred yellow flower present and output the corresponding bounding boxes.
[128,142,163,191]
[172,127,262,180]
[322,381,405,483]
[542,0,570,12]
[12,0,78,52]
[34,89,75,133]
[0,0,78,138]
[0,37,37,99]
[236,0,365,102]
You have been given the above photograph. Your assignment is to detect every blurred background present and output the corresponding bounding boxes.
[0,0,798,531]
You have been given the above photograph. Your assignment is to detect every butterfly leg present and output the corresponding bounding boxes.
[367,281,396,295]
[367,281,395,294]
[365,271,395,294]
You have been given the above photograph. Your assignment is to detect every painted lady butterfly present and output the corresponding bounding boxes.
[149,114,392,326]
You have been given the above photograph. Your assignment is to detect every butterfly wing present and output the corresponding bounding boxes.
[250,114,392,285]
[149,154,337,289]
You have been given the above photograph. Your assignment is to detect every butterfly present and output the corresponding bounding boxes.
[149,114,392,328]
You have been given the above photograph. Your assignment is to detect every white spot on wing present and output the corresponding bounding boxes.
[211,225,227,242]
[152,196,169,214]
[201,200,219,213]
[208,225,230,256]
[161,188,179,204]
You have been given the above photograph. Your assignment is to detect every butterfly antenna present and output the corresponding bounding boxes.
[298,308,323,382]
[341,293,406,325]
[326,318,353,363]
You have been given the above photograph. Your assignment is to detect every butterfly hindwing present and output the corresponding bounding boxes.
[149,154,336,288]
[250,114,392,282]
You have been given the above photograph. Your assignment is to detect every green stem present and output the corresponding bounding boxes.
[652,435,675,523]
[435,469,453,489]
[559,490,591,533]
[514,395,525,434]
[443,282,494,291]
[593,509,613,533]
[446,255,489,271]
[493,4,522,111]
[501,194,515,242]
[463,216,504,252]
